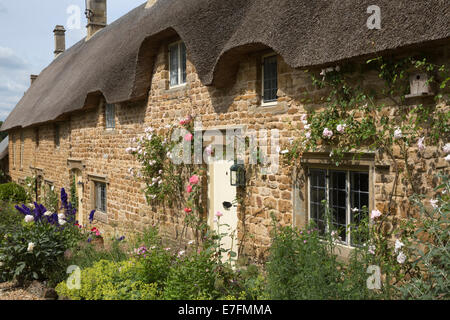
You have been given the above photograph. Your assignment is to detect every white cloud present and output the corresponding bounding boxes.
[0,47,30,120]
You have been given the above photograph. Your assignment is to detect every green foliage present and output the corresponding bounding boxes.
[42,184,59,214]
[0,220,83,285]
[55,259,159,300]
[398,174,450,300]
[0,182,28,203]
[266,225,344,299]
[163,249,219,300]
[70,176,78,211]
[0,203,23,241]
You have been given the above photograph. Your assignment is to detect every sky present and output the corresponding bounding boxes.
[0,0,146,121]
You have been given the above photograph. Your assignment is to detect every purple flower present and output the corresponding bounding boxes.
[118,236,125,241]
[89,210,95,223]
[60,188,68,210]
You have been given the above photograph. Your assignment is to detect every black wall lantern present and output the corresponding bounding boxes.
[230,162,246,187]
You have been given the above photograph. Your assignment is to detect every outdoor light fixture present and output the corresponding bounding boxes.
[230,161,245,187]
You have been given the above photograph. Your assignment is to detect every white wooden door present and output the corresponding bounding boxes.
[208,160,239,263]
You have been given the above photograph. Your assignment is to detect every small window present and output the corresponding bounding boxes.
[54,124,60,148]
[20,131,24,169]
[95,182,107,213]
[262,55,278,104]
[35,128,39,148]
[169,41,187,87]
[309,168,370,246]
[12,134,16,168]
[105,103,116,129]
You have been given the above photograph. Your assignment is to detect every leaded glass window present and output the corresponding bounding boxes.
[95,182,107,213]
[169,42,187,87]
[309,168,370,246]
[105,103,115,129]
[263,55,278,103]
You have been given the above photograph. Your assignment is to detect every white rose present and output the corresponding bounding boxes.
[24,215,34,223]
[397,251,406,264]
[393,128,403,140]
[394,239,404,253]
[27,242,35,252]
[443,143,450,154]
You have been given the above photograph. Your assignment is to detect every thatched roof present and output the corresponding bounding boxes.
[2,0,449,131]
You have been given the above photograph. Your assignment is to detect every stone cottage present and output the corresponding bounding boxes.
[1,0,449,261]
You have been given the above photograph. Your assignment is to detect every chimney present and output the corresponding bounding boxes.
[30,75,38,85]
[85,0,107,41]
[53,25,66,58]
[145,0,157,8]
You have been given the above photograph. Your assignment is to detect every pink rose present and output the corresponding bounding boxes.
[216,211,223,218]
[186,185,193,193]
[184,133,193,141]
[323,128,333,139]
[371,209,382,220]
[189,175,199,185]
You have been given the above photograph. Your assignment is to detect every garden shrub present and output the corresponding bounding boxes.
[0,182,28,203]
[397,174,450,300]
[0,202,23,237]
[0,188,84,285]
[266,225,345,300]
[55,259,159,300]
[163,249,220,300]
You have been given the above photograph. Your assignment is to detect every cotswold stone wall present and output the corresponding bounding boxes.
[7,42,449,262]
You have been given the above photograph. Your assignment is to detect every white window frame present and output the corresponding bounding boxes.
[105,103,116,129]
[307,167,371,248]
[168,41,187,89]
[261,53,278,106]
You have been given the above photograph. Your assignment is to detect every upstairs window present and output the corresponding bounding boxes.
[54,124,60,148]
[262,55,278,104]
[309,168,370,246]
[95,181,107,213]
[35,128,39,148]
[20,132,24,169]
[105,103,116,129]
[12,134,15,168]
[169,41,187,87]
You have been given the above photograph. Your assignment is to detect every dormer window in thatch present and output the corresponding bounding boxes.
[262,54,278,105]
[169,41,187,88]
[105,103,116,129]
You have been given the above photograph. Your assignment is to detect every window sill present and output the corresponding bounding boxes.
[167,83,187,91]
[261,101,278,107]
[104,128,116,134]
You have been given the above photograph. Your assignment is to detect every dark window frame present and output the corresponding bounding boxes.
[54,124,60,148]
[262,54,278,104]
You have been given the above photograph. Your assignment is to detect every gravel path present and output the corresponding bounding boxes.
[0,282,43,300]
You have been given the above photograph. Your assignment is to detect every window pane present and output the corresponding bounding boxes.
[350,172,369,245]
[181,43,187,84]
[263,56,278,103]
[329,171,347,242]
[169,44,179,86]
[106,104,115,129]
[310,169,326,234]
